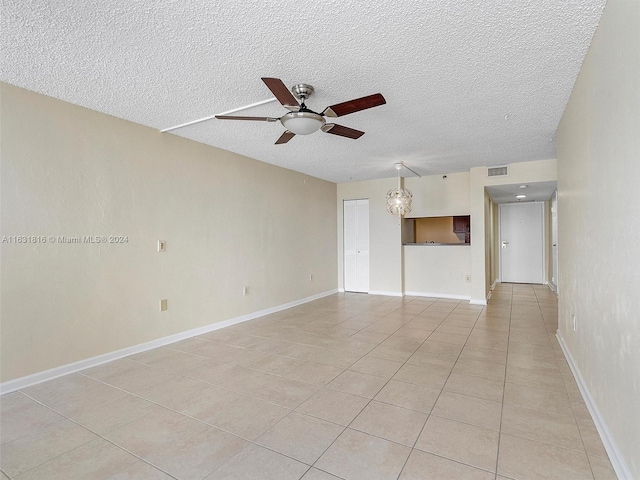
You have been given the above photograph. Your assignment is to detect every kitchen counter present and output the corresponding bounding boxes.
[404,242,470,246]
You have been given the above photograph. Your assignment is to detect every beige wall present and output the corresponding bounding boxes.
[0,83,337,382]
[337,179,403,295]
[556,0,640,475]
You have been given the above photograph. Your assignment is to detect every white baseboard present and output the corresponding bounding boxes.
[556,332,633,480]
[0,289,338,395]
[469,299,487,306]
[368,290,404,297]
[404,291,471,301]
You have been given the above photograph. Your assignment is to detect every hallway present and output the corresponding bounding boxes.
[0,285,616,479]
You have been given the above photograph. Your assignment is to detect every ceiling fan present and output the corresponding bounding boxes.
[215,78,386,144]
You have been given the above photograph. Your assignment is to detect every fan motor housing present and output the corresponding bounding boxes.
[291,84,315,100]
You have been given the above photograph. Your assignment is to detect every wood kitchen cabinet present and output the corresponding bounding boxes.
[453,216,470,233]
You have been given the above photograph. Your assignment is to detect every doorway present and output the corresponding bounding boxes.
[500,202,544,284]
[343,199,370,293]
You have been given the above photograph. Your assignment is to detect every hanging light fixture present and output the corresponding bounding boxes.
[386,163,413,216]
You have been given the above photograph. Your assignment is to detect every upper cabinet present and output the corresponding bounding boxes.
[453,216,470,233]
[453,215,471,243]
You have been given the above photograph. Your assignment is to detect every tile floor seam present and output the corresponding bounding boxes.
[81,367,348,478]
[5,420,173,480]
[0,391,61,449]
[77,366,314,413]
[205,298,438,477]
[15,391,186,480]
[70,372,307,446]
[303,299,459,479]
[254,431,343,471]
[390,300,480,480]
[1,436,99,480]
[529,288,599,474]
[568,378,600,480]
[494,283,514,477]
[306,313,437,476]
[3,290,612,480]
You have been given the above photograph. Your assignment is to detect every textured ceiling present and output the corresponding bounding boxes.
[486,181,557,203]
[1,0,605,183]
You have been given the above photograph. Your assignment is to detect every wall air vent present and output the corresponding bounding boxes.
[487,166,509,177]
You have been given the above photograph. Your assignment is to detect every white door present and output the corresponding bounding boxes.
[500,202,544,284]
[551,192,558,293]
[344,199,369,293]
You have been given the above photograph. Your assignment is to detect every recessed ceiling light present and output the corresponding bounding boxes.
[516,194,527,199]
[518,185,528,189]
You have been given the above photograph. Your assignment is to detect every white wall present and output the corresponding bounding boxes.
[405,172,470,217]
[483,190,493,293]
[0,83,337,382]
[338,166,558,303]
[556,0,640,476]
[404,245,471,299]
[337,171,471,296]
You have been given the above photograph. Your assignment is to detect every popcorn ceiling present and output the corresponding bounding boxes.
[1,0,605,183]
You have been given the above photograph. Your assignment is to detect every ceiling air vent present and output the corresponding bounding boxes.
[487,166,509,177]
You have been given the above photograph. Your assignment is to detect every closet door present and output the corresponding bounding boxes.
[344,199,369,293]
[344,200,358,292]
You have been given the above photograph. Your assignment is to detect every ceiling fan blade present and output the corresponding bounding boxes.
[215,115,279,122]
[275,131,295,144]
[321,124,365,139]
[261,78,299,107]
[322,93,386,118]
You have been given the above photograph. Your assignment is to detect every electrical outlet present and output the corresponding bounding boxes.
[572,314,577,331]
[160,299,168,311]
[157,240,166,252]
[243,286,248,296]
[465,274,471,282]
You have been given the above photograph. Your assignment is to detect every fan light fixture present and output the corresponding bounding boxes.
[387,163,413,216]
[214,78,386,144]
[280,111,326,135]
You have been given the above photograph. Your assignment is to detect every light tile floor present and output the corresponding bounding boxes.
[0,284,618,479]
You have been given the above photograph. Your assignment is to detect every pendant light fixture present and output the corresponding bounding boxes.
[386,163,414,216]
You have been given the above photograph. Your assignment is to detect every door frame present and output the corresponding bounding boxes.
[498,201,545,284]
[343,198,370,293]
[550,191,558,294]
